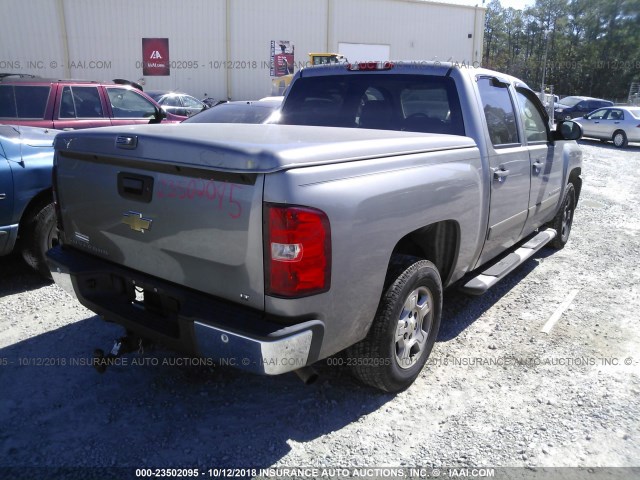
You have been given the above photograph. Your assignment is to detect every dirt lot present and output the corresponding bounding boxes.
[0,141,639,479]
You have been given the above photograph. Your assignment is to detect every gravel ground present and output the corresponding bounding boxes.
[0,141,639,479]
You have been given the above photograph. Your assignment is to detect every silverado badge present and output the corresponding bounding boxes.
[122,211,152,233]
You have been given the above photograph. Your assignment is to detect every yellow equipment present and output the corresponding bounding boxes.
[271,53,347,96]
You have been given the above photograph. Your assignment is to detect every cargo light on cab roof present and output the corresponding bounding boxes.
[347,61,394,71]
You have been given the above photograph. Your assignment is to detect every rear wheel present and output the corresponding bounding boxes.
[613,130,628,148]
[347,255,442,392]
[548,183,576,250]
[21,202,58,279]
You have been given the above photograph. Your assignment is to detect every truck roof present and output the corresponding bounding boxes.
[296,61,530,89]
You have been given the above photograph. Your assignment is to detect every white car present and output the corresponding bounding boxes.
[575,106,640,148]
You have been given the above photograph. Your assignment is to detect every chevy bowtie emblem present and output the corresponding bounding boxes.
[122,211,152,233]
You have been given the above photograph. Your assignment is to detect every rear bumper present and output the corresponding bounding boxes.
[46,246,323,375]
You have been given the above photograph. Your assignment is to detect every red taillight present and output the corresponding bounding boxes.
[265,204,331,298]
[347,61,394,71]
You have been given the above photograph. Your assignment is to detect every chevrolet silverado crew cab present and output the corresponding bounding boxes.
[46,62,583,392]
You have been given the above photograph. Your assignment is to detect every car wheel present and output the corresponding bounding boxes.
[347,255,442,392]
[612,130,628,148]
[548,183,576,250]
[21,202,58,279]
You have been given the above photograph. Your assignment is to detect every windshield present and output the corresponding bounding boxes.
[559,96,583,107]
[183,103,277,124]
[278,74,465,135]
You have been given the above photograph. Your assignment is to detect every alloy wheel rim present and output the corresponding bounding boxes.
[395,286,433,370]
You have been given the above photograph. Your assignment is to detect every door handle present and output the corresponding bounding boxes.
[614,121,620,124]
[532,160,544,174]
[493,168,510,182]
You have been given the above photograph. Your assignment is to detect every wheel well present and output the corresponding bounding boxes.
[18,189,53,234]
[390,221,459,286]
[568,168,582,203]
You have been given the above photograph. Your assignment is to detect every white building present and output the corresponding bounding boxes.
[0,0,485,100]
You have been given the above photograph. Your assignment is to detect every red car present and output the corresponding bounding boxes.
[0,75,186,129]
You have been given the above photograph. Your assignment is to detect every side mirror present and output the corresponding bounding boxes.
[554,120,582,141]
[150,106,166,124]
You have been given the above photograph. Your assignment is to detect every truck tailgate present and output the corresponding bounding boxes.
[54,131,265,311]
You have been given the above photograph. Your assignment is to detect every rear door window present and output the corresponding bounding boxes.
[0,85,50,119]
[0,85,17,118]
[59,86,104,118]
[477,77,520,146]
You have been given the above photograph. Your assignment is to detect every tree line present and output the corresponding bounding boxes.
[483,0,640,102]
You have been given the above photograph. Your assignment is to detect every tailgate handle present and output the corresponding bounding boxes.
[118,172,154,203]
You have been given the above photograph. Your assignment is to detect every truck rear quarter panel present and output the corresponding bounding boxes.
[264,145,483,358]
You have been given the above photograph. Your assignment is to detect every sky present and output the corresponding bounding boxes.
[445,0,535,9]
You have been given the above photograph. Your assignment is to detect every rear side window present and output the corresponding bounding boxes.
[0,85,50,119]
[279,74,465,136]
[59,86,104,118]
[477,77,519,147]
[0,85,17,117]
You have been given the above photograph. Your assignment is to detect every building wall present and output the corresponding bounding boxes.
[0,0,484,101]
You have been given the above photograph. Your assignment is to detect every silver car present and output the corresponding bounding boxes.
[576,106,640,148]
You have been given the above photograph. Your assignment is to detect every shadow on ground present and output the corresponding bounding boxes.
[0,252,51,296]
[0,245,558,475]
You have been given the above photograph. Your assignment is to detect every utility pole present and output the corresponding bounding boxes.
[541,29,551,94]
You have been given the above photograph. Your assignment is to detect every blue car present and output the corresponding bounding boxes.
[0,125,60,277]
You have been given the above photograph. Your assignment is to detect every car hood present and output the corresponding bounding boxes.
[554,103,573,110]
[16,125,61,147]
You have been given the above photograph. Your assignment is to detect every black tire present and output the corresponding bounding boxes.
[612,130,628,148]
[548,183,576,250]
[21,202,58,279]
[347,255,442,392]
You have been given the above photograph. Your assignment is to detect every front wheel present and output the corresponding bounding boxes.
[613,130,628,148]
[548,183,576,249]
[347,256,442,392]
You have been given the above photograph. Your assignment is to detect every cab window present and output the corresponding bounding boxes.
[586,109,607,120]
[477,77,519,146]
[515,89,549,143]
[107,88,156,118]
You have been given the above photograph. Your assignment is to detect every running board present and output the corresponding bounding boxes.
[459,228,557,295]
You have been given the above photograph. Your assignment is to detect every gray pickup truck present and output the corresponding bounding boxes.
[46,62,583,392]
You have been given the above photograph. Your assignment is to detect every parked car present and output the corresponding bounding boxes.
[201,97,226,108]
[47,62,582,392]
[0,76,186,129]
[0,124,59,277]
[183,98,282,124]
[554,96,613,120]
[575,106,640,148]
[146,90,208,117]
